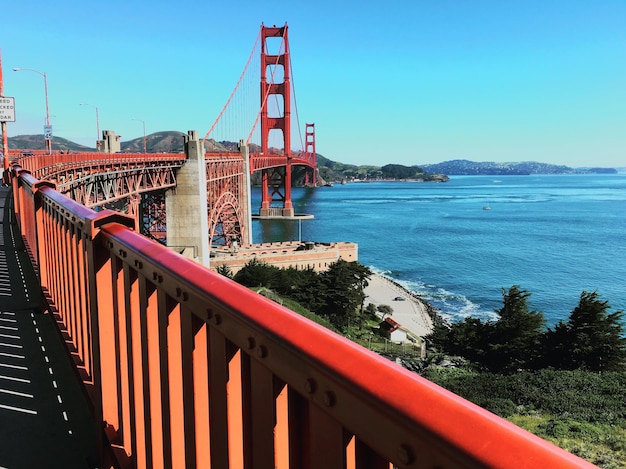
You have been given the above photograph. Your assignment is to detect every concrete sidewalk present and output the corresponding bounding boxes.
[0,187,98,469]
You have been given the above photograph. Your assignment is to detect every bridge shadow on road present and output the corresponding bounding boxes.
[0,187,98,469]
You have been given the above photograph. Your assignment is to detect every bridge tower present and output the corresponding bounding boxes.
[259,24,294,217]
[304,122,317,187]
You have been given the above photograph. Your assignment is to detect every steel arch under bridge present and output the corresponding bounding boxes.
[205,153,248,248]
[9,150,250,249]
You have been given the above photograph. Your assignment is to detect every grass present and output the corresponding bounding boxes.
[508,413,626,468]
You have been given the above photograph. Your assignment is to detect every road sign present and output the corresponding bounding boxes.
[0,97,16,122]
[44,125,53,140]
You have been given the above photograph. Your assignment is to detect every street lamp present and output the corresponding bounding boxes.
[13,67,52,154]
[80,103,100,150]
[132,117,146,153]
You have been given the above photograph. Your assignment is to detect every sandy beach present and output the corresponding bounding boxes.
[364,274,434,338]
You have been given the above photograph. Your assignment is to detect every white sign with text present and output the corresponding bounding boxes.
[0,97,16,122]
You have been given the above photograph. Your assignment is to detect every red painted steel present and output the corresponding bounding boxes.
[205,154,247,247]
[11,165,596,469]
[9,149,249,246]
[305,123,317,186]
[260,24,294,213]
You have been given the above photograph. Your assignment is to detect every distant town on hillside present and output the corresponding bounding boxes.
[5,133,619,183]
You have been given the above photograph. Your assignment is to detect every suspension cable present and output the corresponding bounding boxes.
[202,29,262,146]
[246,31,286,146]
[290,58,304,156]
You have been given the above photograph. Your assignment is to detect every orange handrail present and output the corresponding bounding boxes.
[11,165,595,468]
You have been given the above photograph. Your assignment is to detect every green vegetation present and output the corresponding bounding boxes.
[231,258,373,332]
[221,264,626,467]
[224,259,422,355]
[315,155,448,183]
[424,368,626,468]
[428,286,626,373]
[426,286,626,467]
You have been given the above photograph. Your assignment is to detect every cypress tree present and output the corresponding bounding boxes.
[567,291,626,372]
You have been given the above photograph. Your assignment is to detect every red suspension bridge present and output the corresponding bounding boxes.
[7,23,317,256]
[0,24,594,469]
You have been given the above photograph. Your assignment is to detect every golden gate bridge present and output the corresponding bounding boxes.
[7,24,317,257]
[0,23,593,468]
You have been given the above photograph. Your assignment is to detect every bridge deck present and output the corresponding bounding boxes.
[0,187,98,468]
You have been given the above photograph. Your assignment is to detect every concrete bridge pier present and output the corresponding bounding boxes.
[241,140,254,245]
[165,130,210,266]
[101,130,121,153]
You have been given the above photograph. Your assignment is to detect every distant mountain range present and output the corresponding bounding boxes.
[6,134,618,180]
[6,131,188,153]
[419,159,617,175]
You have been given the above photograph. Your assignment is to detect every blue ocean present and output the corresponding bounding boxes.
[251,174,626,326]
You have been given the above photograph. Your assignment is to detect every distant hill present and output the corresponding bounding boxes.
[315,155,448,182]
[7,133,448,183]
[7,131,189,153]
[9,134,615,179]
[8,134,95,152]
[7,132,261,154]
[420,159,617,175]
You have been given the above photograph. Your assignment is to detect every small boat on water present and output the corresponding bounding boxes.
[483,205,491,211]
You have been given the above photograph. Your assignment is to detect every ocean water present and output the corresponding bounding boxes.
[251,174,626,326]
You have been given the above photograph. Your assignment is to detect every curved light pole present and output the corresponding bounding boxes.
[13,67,51,154]
[132,117,146,153]
[80,103,100,150]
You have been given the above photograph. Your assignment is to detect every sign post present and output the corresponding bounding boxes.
[0,52,13,179]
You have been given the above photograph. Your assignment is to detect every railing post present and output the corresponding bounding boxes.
[32,181,57,288]
[83,212,135,467]
[10,166,25,229]
[10,168,56,280]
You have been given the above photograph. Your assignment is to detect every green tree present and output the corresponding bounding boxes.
[319,260,371,330]
[430,316,494,366]
[364,303,378,319]
[542,320,571,369]
[487,286,546,373]
[564,291,626,371]
[215,264,233,279]
[233,258,279,288]
[284,266,327,314]
[377,304,394,319]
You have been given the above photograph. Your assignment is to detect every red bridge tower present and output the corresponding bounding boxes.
[305,122,316,186]
[259,24,294,217]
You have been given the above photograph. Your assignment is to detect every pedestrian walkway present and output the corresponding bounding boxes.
[0,187,98,469]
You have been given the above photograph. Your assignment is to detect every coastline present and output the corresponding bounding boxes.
[364,273,435,338]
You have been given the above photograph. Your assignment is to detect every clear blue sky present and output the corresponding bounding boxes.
[2,0,624,167]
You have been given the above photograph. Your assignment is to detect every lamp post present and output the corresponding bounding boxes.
[132,118,146,153]
[13,67,51,154]
[80,103,100,150]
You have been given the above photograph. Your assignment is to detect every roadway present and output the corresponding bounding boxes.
[0,187,98,469]
[364,273,434,338]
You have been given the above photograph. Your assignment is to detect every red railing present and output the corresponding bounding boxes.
[10,164,595,468]
[8,150,186,180]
